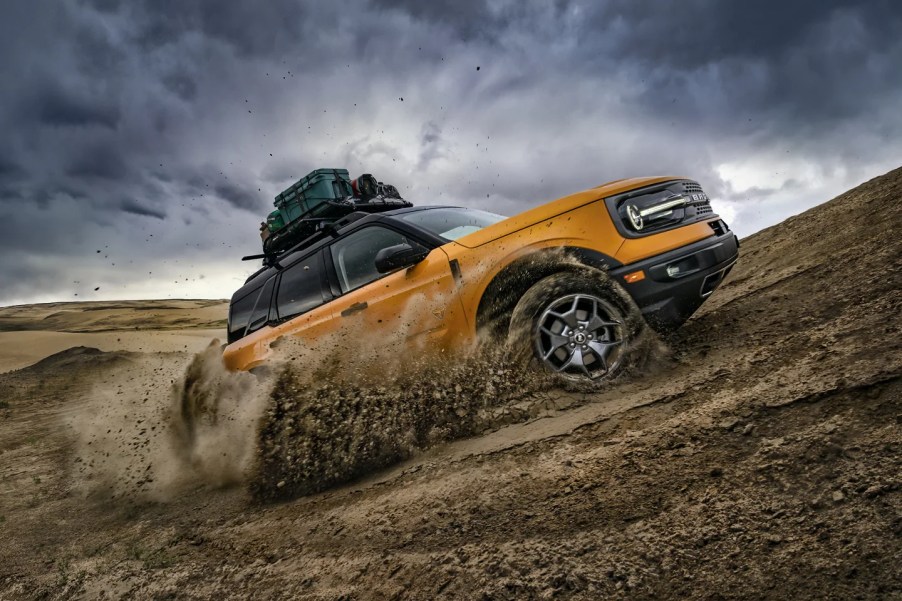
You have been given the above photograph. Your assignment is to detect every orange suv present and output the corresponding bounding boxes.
[223,176,738,380]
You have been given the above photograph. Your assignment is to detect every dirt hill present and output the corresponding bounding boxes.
[0,168,899,599]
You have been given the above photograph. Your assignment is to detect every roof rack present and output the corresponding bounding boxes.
[241,196,412,277]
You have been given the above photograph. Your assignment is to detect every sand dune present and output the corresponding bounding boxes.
[0,299,227,372]
[0,299,227,333]
[0,328,225,373]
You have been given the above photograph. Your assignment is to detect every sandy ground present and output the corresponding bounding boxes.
[0,299,227,373]
[0,330,226,374]
[0,168,900,600]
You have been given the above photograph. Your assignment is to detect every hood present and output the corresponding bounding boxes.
[452,176,685,249]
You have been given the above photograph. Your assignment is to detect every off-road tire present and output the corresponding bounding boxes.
[507,267,647,386]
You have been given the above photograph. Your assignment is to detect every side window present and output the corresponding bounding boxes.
[228,289,259,343]
[330,226,419,293]
[246,277,275,335]
[276,253,326,319]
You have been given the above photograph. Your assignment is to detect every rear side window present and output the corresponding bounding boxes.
[228,289,259,343]
[246,277,275,335]
[277,253,326,319]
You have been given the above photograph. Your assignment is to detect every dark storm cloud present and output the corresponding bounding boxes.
[0,154,25,181]
[120,198,166,220]
[161,72,199,102]
[261,161,302,185]
[128,0,309,57]
[417,121,445,170]
[0,0,900,304]
[373,0,495,39]
[598,1,902,66]
[372,0,572,42]
[214,182,263,213]
[65,143,130,180]
[578,1,902,126]
[80,0,122,15]
[30,83,121,129]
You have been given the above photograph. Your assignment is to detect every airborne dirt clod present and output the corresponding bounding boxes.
[1,167,901,599]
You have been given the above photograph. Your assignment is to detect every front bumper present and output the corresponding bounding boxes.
[611,226,739,330]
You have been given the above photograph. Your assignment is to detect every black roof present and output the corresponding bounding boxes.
[380,204,461,216]
[234,205,467,301]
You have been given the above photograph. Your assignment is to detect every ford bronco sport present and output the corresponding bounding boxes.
[223,176,738,381]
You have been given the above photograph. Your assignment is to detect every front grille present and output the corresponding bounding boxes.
[605,179,718,238]
[680,180,713,217]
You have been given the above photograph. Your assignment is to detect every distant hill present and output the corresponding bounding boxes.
[0,299,228,332]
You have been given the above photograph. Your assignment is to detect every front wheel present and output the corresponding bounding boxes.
[507,268,646,384]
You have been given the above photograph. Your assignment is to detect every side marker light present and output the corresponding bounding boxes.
[624,270,645,283]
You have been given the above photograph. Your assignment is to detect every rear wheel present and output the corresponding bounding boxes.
[508,268,644,383]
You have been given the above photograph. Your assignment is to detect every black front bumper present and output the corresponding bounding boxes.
[610,228,739,331]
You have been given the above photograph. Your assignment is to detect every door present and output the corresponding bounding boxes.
[238,250,336,369]
[325,225,467,357]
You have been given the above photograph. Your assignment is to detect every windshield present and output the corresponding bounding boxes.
[397,207,507,241]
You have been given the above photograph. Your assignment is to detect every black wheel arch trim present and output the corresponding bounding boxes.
[474,246,622,337]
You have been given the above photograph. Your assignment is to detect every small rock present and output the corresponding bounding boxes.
[742,423,756,436]
[276,480,286,488]
[863,484,884,498]
[832,490,845,503]
[719,418,740,431]
[766,534,783,545]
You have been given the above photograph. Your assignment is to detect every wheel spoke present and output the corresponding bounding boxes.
[588,339,620,372]
[585,299,621,332]
[546,310,573,329]
[539,326,570,359]
[555,301,582,329]
[558,346,591,377]
[587,315,620,332]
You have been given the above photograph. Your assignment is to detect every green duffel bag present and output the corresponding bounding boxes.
[266,210,285,233]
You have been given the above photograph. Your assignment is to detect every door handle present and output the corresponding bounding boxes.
[341,301,368,317]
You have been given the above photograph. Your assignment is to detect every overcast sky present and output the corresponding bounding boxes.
[1,0,900,305]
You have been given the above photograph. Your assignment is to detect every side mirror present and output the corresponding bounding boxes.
[374,243,429,274]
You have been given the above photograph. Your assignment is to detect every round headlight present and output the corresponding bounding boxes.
[626,204,644,230]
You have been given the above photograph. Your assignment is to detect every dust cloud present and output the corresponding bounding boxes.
[69,267,663,503]
[245,289,560,501]
[69,343,271,502]
[246,280,661,501]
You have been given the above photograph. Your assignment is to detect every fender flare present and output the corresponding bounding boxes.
[474,246,622,338]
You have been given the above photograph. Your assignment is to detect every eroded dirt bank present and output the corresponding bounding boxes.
[1,168,900,599]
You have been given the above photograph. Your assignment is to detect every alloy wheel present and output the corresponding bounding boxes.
[533,293,624,379]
